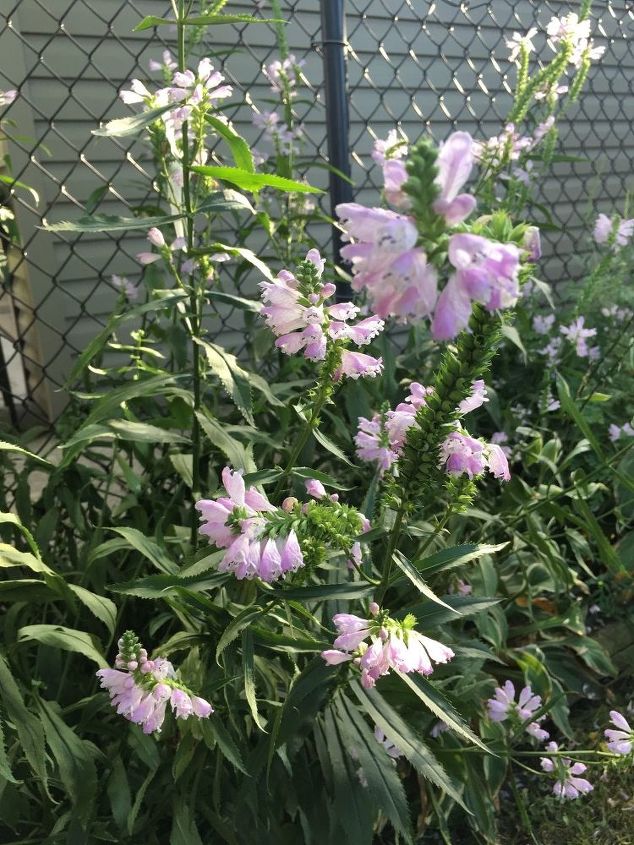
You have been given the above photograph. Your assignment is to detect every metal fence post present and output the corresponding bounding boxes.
[319,0,353,291]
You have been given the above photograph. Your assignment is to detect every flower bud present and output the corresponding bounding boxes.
[281,496,298,513]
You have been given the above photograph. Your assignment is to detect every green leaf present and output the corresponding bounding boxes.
[65,291,187,384]
[107,756,132,832]
[291,466,353,491]
[36,699,97,823]
[204,115,254,171]
[197,339,253,423]
[18,625,107,668]
[216,606,265,660]
[134,14,283,30]
[206,290,262,313]
[196,411,256,473]
[335,694,412,840]
[396,673,489,751]
[501,324,527,363]
[93,104,175,137]
[68,585,117,636]
[352,682,466,809]
[0,172,39,204]
[0,542,56,577]
[312,428,354,467]
[392,551,458,612]
[44,194,249,233]
[0,440,54,469]
[0,654,49,794]
[109,572,227,599]
[400,595,501,628]
[170,803,204,845]
[0,718,19,784]
[243,629,266,732]
[319,707,375,844]
[277,658,337,747]
[267,582,374,601]
[206,243,274,281]
[191,164,322,194]
[412,543,509,577]
[556,373,604,459]
[107,527,178,575]
[200,719,247,774]
[0,511,42,558]
[0,579,58,602]
[571,497,624,574]
[61,419,187,451]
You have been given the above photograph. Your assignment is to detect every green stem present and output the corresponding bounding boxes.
[377,504,406,606]
[509,767,539,844]
[176,2,202,546]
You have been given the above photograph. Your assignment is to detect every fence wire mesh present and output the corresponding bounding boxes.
[0,0,632,431]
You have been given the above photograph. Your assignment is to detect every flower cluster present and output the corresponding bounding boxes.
[432,233,521,340]
[594,213,634,250]
[120,58,232,158]
[321,606,454,688]
[487,680,549,741]
[440,429,511,482]
[252,110,303,155]
[546,13,605,69]
[259,249,384,379]
[355,382,431,473]
[263,54,305,95]
[196,467,303,583]
[604,710,633,755]
[540,742,593,800]
[96,631,212,734]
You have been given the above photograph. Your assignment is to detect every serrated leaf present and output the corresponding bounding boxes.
[352,682,467,809]
[397,672,489,751]
[0,542,56,577]
[392,551,457,612]
[243,629,266,731]
[61,419,188,451]
[93,104,174,137]
[204,115,254,171]
[107,527,178,575]
[501,324,526,363]
[197,339,253,423]
[412,543,508,577]
[0,718,18,784]
[200,719,247,774]
[0,172,39,203]
[170,803,204,845]
[37,698,97,823]
[0,440,53,469]
[192,164,321,194]
[0,511,42,557]
[267,582,374,601]
[312,428,354,467]
[291,466,353,491]
[0,654,49,794]
[335,694,412,840]
[196,411,256,473]
[134,14,283,30]
[18,625,107,668]
[67,585,117,635]
[109,572,227,599]
[216,606,265,660]
[401,595,500,628]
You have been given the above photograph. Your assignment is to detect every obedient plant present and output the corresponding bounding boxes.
[1,3,631,844]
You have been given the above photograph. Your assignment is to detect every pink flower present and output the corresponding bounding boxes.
[371,129,407,166]
[432,132,477,225]
[540,742,593,799]
[430,720,449,738]
[439,431,487,478]
[147,227,166,247]
[336,203,437,322]
[355,414,399,473]
[560,317,596,358]
[605,710,633,755]
[149,50,177,74]
[458,380,488,414]
[0,89,17,107]
[120,79,151,105]
[136,252,162,265]
[111,274,139,301]
[533,314,555,335]
[487,681,548,740]
[336,350,383,380]
[305,478,327,499]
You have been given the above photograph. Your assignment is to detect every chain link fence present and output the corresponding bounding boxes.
[0,0,632,430]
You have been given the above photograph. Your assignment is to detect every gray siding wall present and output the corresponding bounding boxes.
[0,0,632,419]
